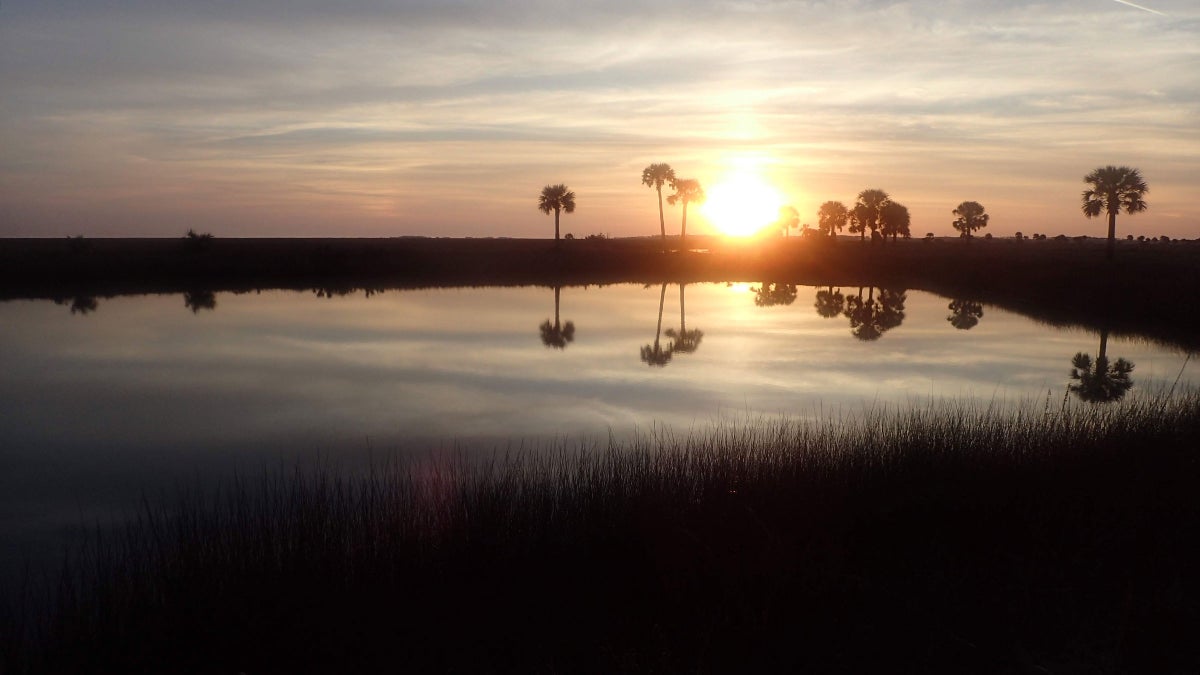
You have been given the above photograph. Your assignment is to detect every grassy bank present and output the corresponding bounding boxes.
[3,235,1199,350]
[4,392,1199,673]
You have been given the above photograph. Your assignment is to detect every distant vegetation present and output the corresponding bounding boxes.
[5,391,1198,673]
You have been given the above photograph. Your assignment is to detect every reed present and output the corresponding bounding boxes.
[4,391,1199,673]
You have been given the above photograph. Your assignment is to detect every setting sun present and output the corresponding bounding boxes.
[701,174,786,237]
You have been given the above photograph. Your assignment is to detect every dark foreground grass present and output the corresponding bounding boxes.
[4,394,1199,674]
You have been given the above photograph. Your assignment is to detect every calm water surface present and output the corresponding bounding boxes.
[1,283,1194,582]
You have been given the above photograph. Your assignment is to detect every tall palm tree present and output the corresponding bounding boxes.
[946,299,984,330]
[850,189,889,243]
[666,178,705,248]
[880,201,911,242]
[817,201,848,239]
[664,284,703,355]
[951,201,989,239]
[539,286,576,349]
[777,205,799,237]
[1069,328,1134,402]
[538,184,576,245]
[640,283,674,366]
[642,163,676,249]
[814,286,845,318]
[1081,165,1148,261]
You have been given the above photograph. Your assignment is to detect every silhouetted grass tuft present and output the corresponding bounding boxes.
[4,392,1199,673]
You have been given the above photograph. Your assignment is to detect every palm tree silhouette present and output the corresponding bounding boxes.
[1069,328,1134,402]
[777,205,800,237]
[880,201,911,242]
[640,283,674,367]
[663,283,703,356]
[843,287,906,341]
[184,290,217,313]
[539,286,576,349]
[1081,166,1148,261]
[951,201,989,239]
[538,184,576,245]
[850,189,889,242]
[818,201,848,239]
[752,283,797,307]
[814,286,845,318]
[946,299,984,330]
[59,296,98,315]
[666,178,705,248]
[642,163,676,250]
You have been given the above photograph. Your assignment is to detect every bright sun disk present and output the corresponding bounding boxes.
[701,174,785,237]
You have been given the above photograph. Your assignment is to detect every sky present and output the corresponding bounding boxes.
[1,0,1197,239]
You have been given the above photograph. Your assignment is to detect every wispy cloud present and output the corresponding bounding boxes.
[1112,0,1167,16]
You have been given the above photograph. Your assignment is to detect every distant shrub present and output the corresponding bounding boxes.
[1126,234,1134,240]
[1014,231,1023,240]
[183,229,214,252]
[1160,235,1170,242]
[564,233,575,240]
[984,232,993,240]
[66,235,92,254]
[584,233,609,240]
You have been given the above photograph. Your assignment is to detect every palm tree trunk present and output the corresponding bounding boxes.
[554,286,561,329]
[681,202,688,248]
[657,185,666,250]
[1106,211,1117,261]
[679,284,686,335]
[655,283,667,347]
[1098,327,1109,362]
[554,208,561,243]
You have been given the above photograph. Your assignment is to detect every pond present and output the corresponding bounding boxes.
[1,282,1194,585]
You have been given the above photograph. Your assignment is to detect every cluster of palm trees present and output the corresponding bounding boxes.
[538,164,1149,258]
[814,190,912,242]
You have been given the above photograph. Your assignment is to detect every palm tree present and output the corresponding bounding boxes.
[539,286,576,349]
[538,184,576,245]
[642,163,676,249]
[752,283,797,307]
[640,283,674,366]
[843,286,905,341]
[951,201,989,239]
[184,290,217,313]
[850,189,889,242]
[814,286,845,318]
[879,201,911,242]
[777,205,799,237]
[1069,328,1134,402]
[664,284,703,355]
[666,178,705,248]
[817,201,848,239]
[1081,165,1148,261]
[946,299,984,330]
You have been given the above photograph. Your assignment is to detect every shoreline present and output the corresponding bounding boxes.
[4,235,1198,350]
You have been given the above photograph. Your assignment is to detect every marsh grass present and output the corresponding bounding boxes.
[4,393,1199,673]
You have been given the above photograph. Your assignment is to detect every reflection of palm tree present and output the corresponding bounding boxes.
[184,290,217,313]
[1069,328,1134,403]
[640,283,674,367]
[946,299,984,330]
[752,283,797,307]
[664,284,703,355]
[63,296,98,315]
[843,287,906,341]
[814,286,845,318]
[539,286,576,349]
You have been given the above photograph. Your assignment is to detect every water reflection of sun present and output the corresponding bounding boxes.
[701,173,786,237]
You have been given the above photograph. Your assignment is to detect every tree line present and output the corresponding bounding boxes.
[539,165,1149,257]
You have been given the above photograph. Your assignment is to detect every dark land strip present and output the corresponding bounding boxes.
[3,235,1198,350]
